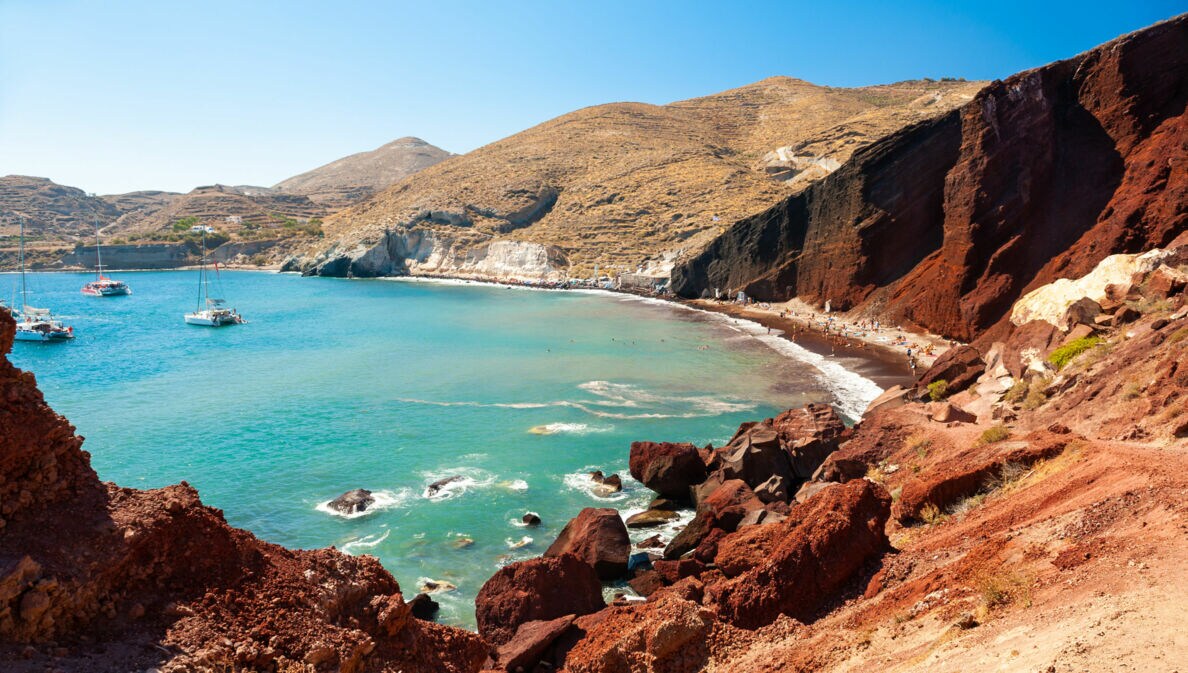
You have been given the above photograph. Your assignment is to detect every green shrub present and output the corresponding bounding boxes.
[978,425,1011,445]
[1047,336,1102,370]
[927,380,949,402]
[1003,379,1029,404]
[172,216,200,232]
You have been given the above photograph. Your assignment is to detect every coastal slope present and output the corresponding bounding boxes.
[0,311,488,672]
[284,77,983,279]
[672,14,1188,342]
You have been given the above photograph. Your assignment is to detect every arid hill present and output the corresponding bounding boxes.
[673,15,1188,342]
[274,137,453,209]
[0,176,125,243]
[288,77,983,279]
[102,184,328,242]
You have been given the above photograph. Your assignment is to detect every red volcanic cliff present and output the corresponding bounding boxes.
[0,311,487,672]
[673,15,1187,341]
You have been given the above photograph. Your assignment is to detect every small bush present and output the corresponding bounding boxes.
[1122,382,1143,400]
[979,425,1011,445]
[920,502,946,525]
[1169,327,1188,345]
[977,569,1034,610]
[906,434,932,459]
[1022,382,1049,411]
[927,380,949,402]
[1048,336,1102,370]
[1003,379,1028,404]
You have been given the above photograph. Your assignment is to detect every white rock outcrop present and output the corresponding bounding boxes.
[1010,248,1178,327]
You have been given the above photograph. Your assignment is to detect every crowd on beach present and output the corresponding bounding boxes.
[707,293,945,371]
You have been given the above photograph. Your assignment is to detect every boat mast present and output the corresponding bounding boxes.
[93,215,104,280]
[196,228,207,312]
[18,216,27,311]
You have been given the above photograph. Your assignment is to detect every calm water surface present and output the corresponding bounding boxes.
[6,270,880,627]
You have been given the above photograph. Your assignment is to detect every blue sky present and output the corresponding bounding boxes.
[1,0,1182,195]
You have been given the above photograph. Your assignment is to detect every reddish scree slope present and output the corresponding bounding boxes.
[0,312,487,672]
[672,15,1187,342]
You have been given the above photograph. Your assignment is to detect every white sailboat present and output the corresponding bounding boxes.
[14,216,74,342]
[81,216,131,296]
[184,229,244,327]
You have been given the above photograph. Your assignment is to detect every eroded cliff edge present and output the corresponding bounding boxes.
[673,15,1188,342]
[0,311,488,673]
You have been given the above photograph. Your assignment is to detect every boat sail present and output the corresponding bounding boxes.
[13,216,74,342]
[184,228,244,327]
[81,216,131,296]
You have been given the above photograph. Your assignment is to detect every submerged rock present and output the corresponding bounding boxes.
[327,488,375,514]
[425,475,462,497]
[407,593,439,620]
[625,508,680,528]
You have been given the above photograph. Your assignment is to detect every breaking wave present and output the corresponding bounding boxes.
[341,528,391,555]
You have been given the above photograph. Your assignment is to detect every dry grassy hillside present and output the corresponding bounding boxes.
[273,136,452,209]
[309,77,983,276]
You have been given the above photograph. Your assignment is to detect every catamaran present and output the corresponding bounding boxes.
[184,229,245,327]
[81,217,131,296]
[13,217,74,342]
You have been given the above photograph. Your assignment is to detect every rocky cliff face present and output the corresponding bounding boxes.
[0,312,488,672]
[673,15,1188,342]
[286,77,983,279]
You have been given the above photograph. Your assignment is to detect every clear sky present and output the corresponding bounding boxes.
[1,0,1182,195]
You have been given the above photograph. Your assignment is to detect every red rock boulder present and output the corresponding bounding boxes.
[706,479,891,628]
[544,508,631,580]
[475,553,604,647]
[490,615,575,672]
[917,344,985,396]
[558,593,717,673]
[628,441,708,498]
[772,403,847,479]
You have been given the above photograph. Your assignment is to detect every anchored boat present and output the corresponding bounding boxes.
[184,229,245,327]
[81,217,131,296]
[13,217,74,342]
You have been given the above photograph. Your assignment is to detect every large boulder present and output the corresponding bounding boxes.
[557,593,716,673]
[544,508,631,580]
[717,425,795,496]
[917,345,985,397]
[1145,264,1188,299]
[706,479,891,628]
[475,553,604,647]
[628,441,708,498]
[771,403,848,479]
[491,615,576,673]
[1062,297,1103,330]
[663,480,764,560]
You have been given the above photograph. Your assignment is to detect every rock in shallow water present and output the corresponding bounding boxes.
[327,488,374,514]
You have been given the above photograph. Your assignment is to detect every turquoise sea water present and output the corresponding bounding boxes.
[6,270,881,627]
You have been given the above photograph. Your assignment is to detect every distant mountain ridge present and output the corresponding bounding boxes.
[273,137,453,209]
[0,136,448,261]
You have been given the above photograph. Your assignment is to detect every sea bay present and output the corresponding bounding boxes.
[7,270,879,626]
